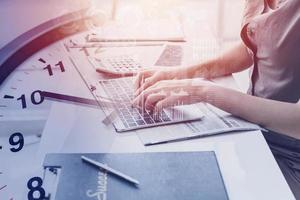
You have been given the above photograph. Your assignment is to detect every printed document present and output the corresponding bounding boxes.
[137,103,264,145]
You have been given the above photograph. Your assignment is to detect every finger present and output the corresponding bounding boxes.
[135,73,163,96]
[132,86,165,108]
[144,93,167,111]
[134,70,153,91]
[134,71,144,90]
[154,95,186,113]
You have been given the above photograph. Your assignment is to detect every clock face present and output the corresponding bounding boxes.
[0,46,54,199]
[0,41,74,200]
[1,42,66,135]
[0,11,109,199]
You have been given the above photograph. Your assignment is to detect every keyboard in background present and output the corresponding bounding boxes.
[89,45,183,75]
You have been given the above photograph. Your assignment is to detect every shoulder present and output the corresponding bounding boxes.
[240,0,291,26]
[242,0,265,27]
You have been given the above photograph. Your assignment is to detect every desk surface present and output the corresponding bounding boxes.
[39,92,295,200]
[35,43,295,200]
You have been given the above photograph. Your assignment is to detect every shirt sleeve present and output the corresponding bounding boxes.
[240,0,266,54]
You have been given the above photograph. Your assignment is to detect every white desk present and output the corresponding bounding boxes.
[39,94,294,200]
[36,43,295,200]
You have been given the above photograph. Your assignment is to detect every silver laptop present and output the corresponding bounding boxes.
[95,77,204,132]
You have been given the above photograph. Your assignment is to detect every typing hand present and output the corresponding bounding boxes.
[134,67,190,97]
[133,78,215,112]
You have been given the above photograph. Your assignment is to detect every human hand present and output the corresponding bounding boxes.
[134,67,191,97]
[133,78,215,112]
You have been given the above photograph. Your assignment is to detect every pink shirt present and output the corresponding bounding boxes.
[241,0,300,103]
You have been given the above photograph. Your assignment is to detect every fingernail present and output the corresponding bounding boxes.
[145,104,150,111]
[132,99,137,106]
[134,90,140,97]
[132,97,140,106]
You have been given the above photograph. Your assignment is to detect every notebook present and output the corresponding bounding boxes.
[42,152,228,200]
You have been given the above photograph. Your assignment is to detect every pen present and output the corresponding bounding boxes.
[81,156,140,186]
[66,40,165,48]
[67,43,164,49]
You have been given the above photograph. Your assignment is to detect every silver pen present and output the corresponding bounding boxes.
[67,42,164,49]
[81,156,140,186]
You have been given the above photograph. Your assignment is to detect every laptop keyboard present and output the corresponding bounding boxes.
[99,78,172,129]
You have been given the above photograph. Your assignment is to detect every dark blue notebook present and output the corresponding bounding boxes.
[43,152,228,200]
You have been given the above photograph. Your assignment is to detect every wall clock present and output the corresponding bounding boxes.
[0,8,107,199]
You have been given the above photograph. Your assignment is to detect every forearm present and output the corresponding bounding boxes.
[188,42,253,79]
[203,85,300,139]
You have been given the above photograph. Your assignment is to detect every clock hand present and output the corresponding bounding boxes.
[41,91,119,124]
[41,91,121,108]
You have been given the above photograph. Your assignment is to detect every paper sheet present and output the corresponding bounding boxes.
[137,104,264,146]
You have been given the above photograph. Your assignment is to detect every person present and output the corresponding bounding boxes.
[133,0,300,197]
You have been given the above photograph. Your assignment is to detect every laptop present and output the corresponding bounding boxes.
[93,77,204,132]
[84,44,204,132]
